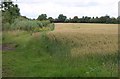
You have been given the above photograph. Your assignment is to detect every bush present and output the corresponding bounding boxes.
[48,23,55,31]
[2,22,11,30]
[41,20,51,27]
[10,18,55,32]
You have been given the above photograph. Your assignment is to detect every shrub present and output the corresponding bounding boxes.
[41,20,51,27]
[10,18,55,32]
[2,22,11,30]
[48,23,55,31]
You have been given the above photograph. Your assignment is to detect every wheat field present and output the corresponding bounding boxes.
[47,23,118,57]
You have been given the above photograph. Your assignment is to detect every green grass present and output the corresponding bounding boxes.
[2,23,118,77]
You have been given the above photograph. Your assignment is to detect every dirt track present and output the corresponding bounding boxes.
[0,43,17,51]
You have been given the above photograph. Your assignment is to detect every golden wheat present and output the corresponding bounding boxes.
[47,23,118,57]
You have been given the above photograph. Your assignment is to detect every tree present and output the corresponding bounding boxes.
[117,16,120,24]
[2,0,20,24]
[72,16,79,23]
[58,14,67,22]
[89,17,95,23]
[48,17,54,22]
[37,14,47,21]
[110,17,117,24]
[99,15,110,23]
[80,16,91,23]
[84,16,91,23]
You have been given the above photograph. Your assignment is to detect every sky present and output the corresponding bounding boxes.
[12,0,119,19]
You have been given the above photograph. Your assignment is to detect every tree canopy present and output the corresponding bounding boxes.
[2,0,20,24]
[37,14,47,21]
[57,14,67,22]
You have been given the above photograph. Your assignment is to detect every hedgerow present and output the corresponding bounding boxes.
[9,17,55,32]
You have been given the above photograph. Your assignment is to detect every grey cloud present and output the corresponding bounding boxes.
[14,0,99,7]
[13,0,51,4]
[13,0,117,19]
[72,2,99,7]
[53,1,99,7]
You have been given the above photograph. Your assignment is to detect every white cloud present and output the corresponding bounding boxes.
[13,0,119,19]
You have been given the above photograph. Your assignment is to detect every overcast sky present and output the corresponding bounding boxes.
[12,0,119,19]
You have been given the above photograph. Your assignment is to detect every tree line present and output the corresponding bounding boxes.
[1,0,120,25]
[37,14,120,24]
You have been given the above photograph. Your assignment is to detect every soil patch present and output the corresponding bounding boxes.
[1,43,18,51]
